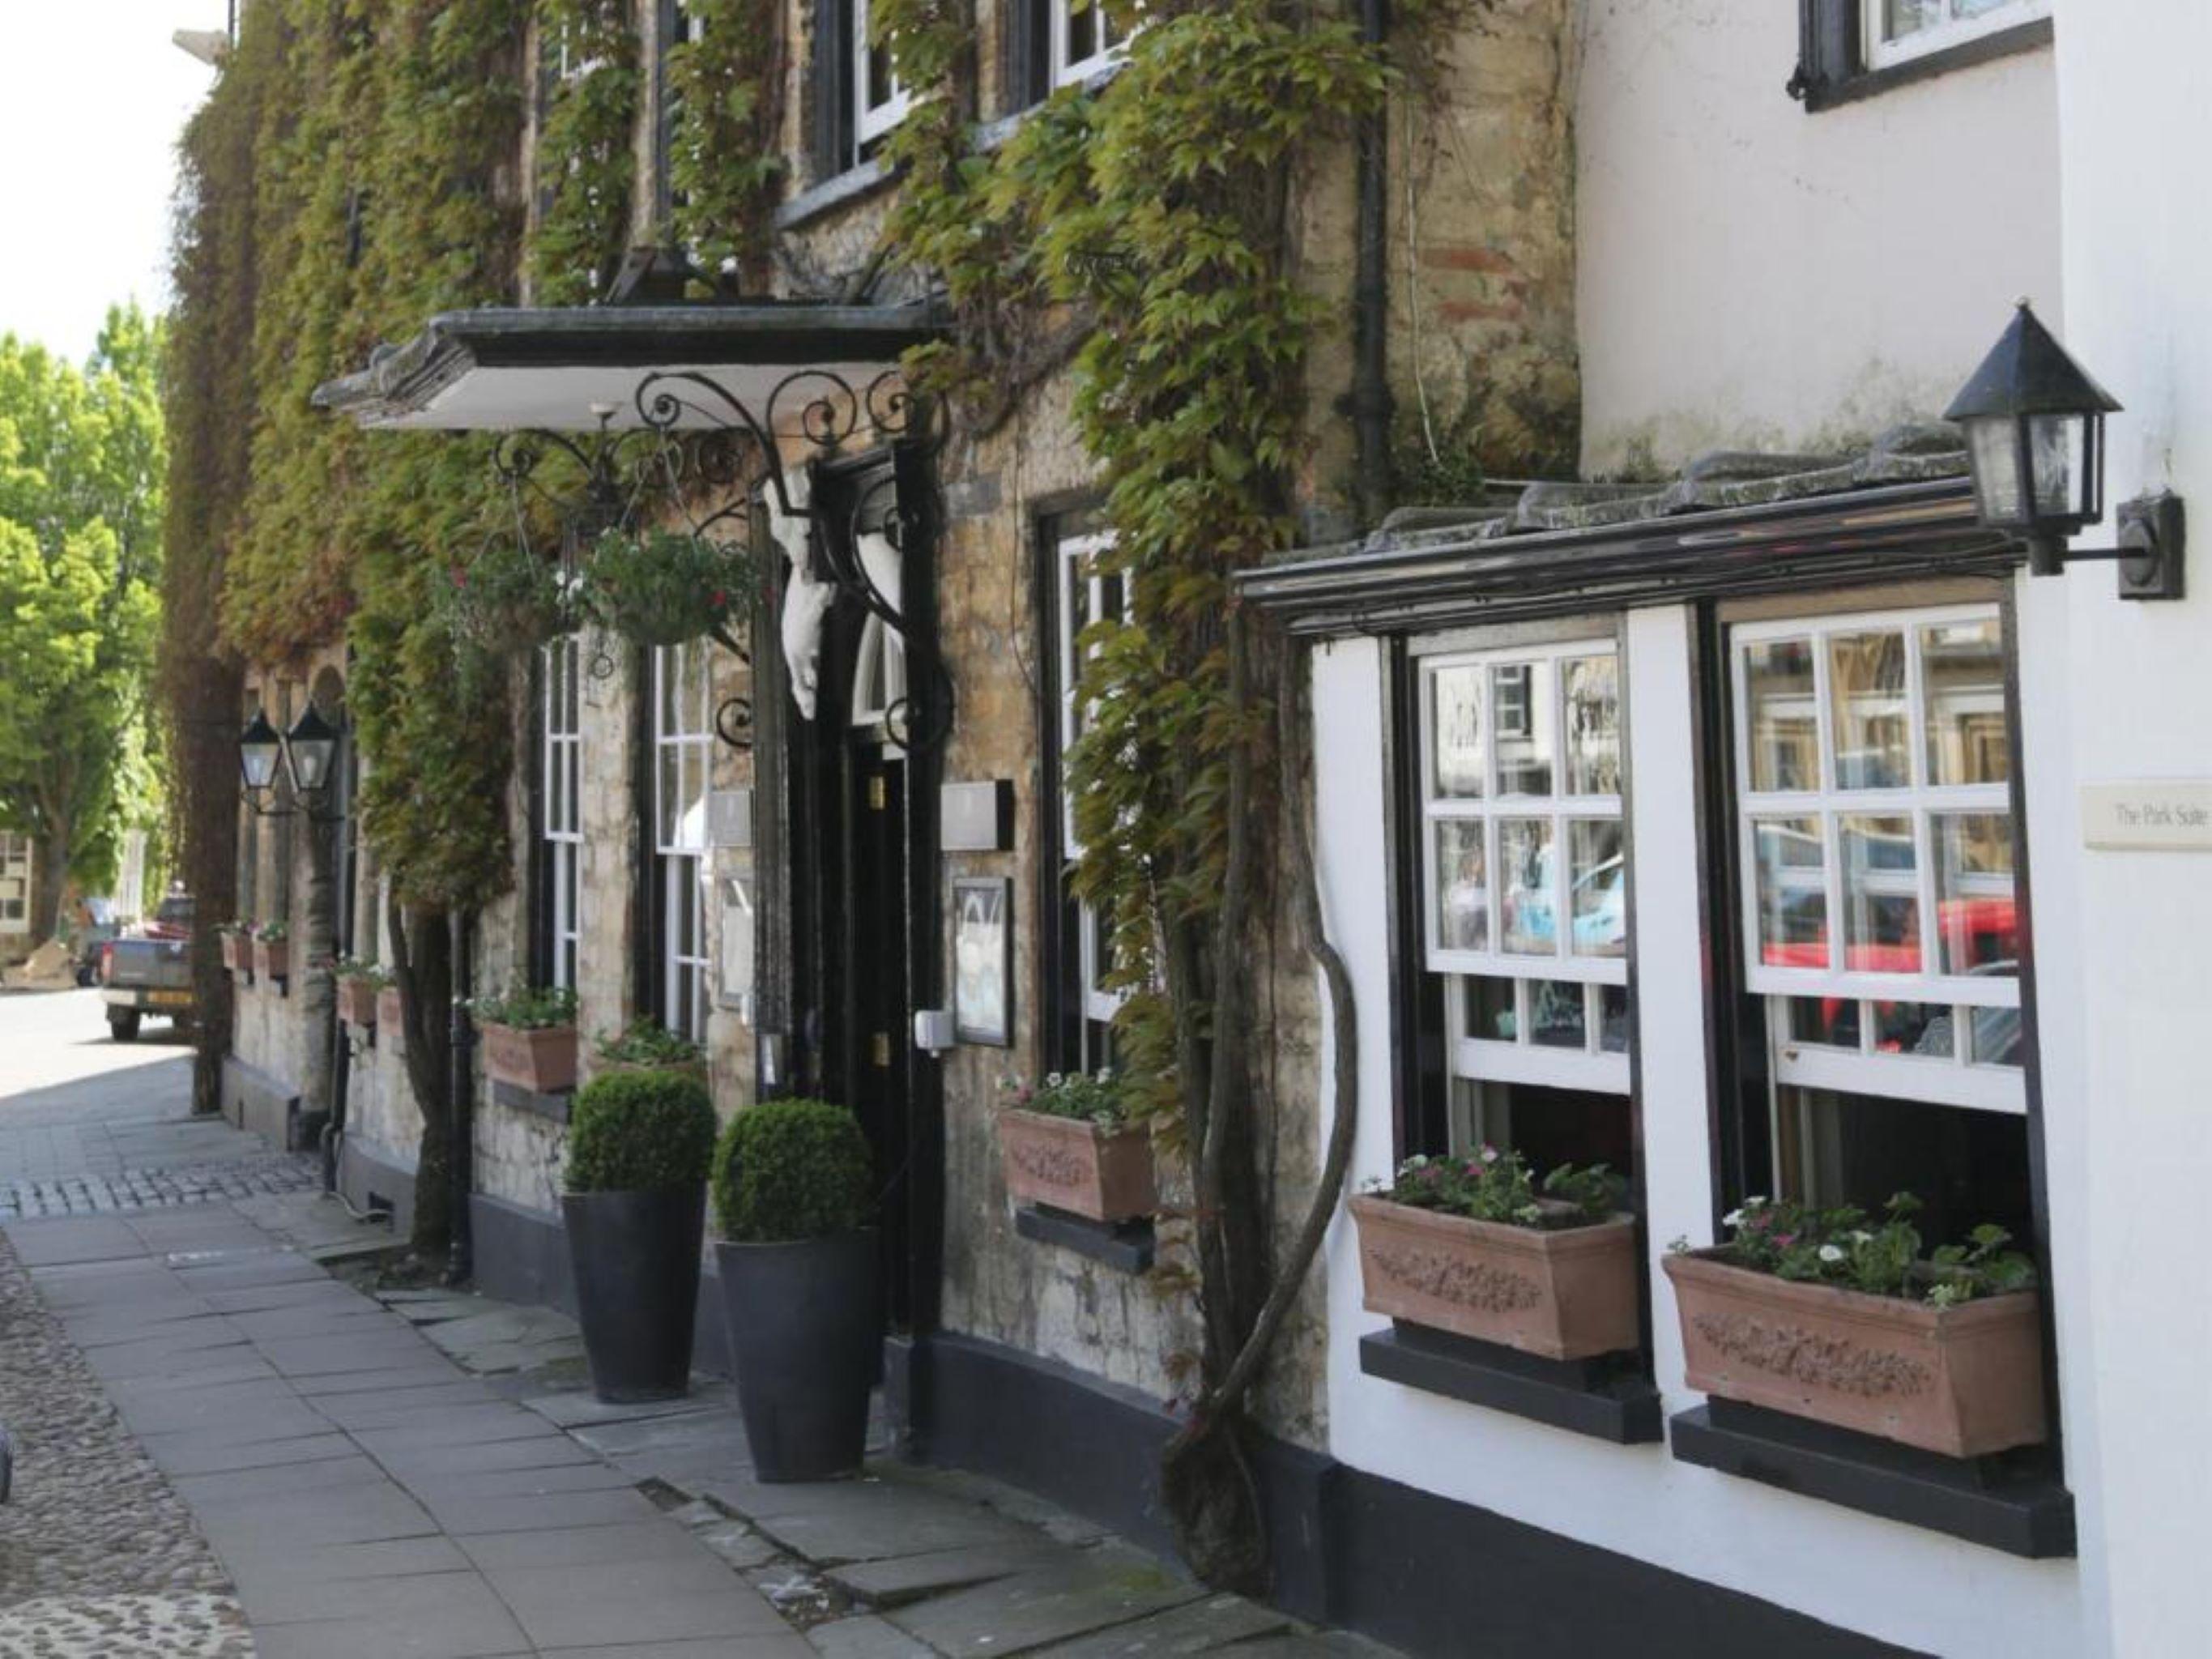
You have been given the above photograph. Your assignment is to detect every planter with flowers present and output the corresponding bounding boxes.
[595,1018,708,1083]
[218,923,253,978]
[1662,1194,2044,1458]
[333,957,391,1028]
[580,527,759,650]
[1350,1149,1636,1362]
[471,984,581,1094]
[997,1070,1156,1224]
[251,921,290,983]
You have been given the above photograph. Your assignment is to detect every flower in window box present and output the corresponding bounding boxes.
[997,1070,1155,1224]
[251,922,290,982]
[1349,1151,1636,1362]
[469,984,582,1094]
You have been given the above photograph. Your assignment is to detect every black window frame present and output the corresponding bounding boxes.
[1791,0,2052,113]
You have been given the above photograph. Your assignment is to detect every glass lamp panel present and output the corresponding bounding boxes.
[1564,655,1621,795]
[1429,667,1484,799]
[2029,412,2091,520]
[1492,662,1554,796]
[287,740,332,794]
[1753,816,1828,969]
[1745,638,1820,791]
[241,743,281,791]
[1498,817,1556,955]
[1934,811,2018,975]
[1966,416,2028,525]
[1828,631,1911,789]
[1920,619,2009,786]
[1839,813,1920,971]
[1434,820,1489,953]
[1568,819,1626,959]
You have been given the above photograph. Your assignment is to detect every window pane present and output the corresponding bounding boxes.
[1745,638,1819,792]
[1787,996,1856,1047]
[1778,1086,2031,1247]
[1597,983,1630,1053]
[1564,655,1621,795]
[1839,813,1919,969]
[658,746,680,847]
[1921,619,2009,786]
[1970,1005,2024,1067]
[1882,0,1942,38]
[1462,975,1517,1042]
[1753,815,1827,966]
[1498,817,1555,955]
[1873,1000,1954,1058]
[1568,819,1626,958]
[1434,820,1489,953]
[1493,663,1554,795]
[1528,981,1586,1049]
[1829,630,1911,789]
[1934,811,2018,976]
[1429,667,1484,799]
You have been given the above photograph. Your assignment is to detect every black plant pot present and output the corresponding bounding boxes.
[716,1230,880,1482]
[562,1186,705,1404]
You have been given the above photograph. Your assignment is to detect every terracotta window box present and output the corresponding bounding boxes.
[377,986,404,1043]
[219,932,251,975]
[481,1022,580,1094]
[337,977,381,1028]
[252,938,289,981]
[1662,1249,2048,1460]
[999,1110,1157,1224]
[1350,1195,1639,1363]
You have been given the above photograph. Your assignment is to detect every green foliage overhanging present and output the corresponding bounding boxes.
[663,0,784,286]
[0,309,168,934]
[530,0,640,305]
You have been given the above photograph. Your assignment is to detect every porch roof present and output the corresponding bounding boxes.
[311,301,947,433]
[1239,423,2025,635]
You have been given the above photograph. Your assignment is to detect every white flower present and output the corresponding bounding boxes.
[1045,1073,1063,1088]
[1818,1244,1845,1265]
[1723,1209,1745,1229]
[1481,1146,1501,1164]
[1850,1230,1874,1245]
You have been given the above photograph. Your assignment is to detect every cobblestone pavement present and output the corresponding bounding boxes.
[0,1228,254,1657]
[0,1158,320,1222]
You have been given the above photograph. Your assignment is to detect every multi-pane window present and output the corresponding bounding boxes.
[1421,641,1630,1098]
[1865,0,2048,70]
[654,641,713,1043]
[854,0,908,147]
[1051,0,1128,88]
[1053,531,1125,1064]
[1733,603,2029,1239]
[0,834,30,933]
[542,637,583,992]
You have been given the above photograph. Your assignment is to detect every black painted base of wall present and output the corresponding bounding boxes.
[1672,1401,2076,1559]
[470,1190,732,1376]
[906,1330,1927,1659]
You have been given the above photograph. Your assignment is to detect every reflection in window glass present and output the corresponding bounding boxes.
[1829,630,1911,789]
[1529,981,1586,1049]
[1754,816,1826,964]
[1493,662,1554,795]
[1569,819,1626,959]
[1971,1005,2024,1067]
[1840,813,1918,966]
[1464,975,1517,1042]
[1564,655,1621,795]
[1430,667,1484,798]
[1935,812,2017,975]
[1922,619,2009,787]
[1746,638,1819,791]
[1874,1000,1954,1057]
[1598,983,1630,1053]
[1499,817,1554,955]
[1435,819,1488,952]
[1788,996,1856,1047]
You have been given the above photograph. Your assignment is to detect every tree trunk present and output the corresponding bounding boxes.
[34,821,70,944]
[386,893,453,1258]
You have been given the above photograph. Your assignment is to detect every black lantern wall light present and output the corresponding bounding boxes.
[239,701,344,820]
[1947,301,2186,600]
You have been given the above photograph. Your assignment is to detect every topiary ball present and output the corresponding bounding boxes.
[565,1069,718,1194]
[712,1098,875,1243]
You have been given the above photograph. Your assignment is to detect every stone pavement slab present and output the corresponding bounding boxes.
[883,1544,1204,1657]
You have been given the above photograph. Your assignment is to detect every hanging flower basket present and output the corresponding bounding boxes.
[433,539,574,655]
[580,527,759,647]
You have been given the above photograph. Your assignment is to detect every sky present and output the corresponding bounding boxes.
[0,2,233,362]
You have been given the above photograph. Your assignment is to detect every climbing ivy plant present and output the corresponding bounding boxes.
[664,0,785,286]
[530,0,641,304]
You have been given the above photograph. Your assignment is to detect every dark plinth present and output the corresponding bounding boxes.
[1670,1400,2076,1558]
[1359,1322,1663,1444]
[489,1078,573,1124]
[1013,1205,1155,1273]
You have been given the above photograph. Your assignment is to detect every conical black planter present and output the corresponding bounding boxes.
[716,1230,879,1481]
[562,1187,705,1403]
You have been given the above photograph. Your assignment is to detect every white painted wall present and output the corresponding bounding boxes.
[1311,625,2088,1657]
[2020,7,2212,1654]
[1575,0,2061,477]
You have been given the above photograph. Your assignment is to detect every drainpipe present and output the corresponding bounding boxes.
[1350,0,1395,528]
[446,907,475,1286]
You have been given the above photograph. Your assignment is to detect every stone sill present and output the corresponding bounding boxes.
[774,158,893,232]
[1013,1205,1154,1273]
[1359,1324,1663,1445]
[488,1078,573,1124]
[1670,1400,2075,1558]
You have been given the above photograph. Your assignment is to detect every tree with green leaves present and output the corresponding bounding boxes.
[0,308,167,940]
